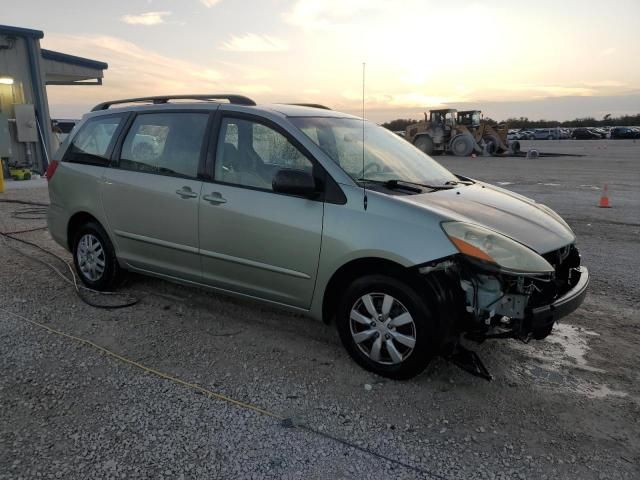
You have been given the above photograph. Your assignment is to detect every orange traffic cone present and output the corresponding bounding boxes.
[598,183,611,208]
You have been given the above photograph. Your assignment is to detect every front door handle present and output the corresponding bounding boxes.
[176,187,198,199]
[202,192,227,205]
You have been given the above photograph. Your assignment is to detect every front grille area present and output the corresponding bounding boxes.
[543,244,581,293]
[529,244,581,307]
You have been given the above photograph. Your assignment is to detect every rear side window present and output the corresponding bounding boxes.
[119,112,209,179]
[63,114,124,165]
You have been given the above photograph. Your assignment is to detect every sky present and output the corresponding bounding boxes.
[3,0,640,122]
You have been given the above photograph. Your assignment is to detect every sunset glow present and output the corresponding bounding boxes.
[4,0,639,121]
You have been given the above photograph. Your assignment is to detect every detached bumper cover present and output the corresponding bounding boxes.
[529,266,589,329]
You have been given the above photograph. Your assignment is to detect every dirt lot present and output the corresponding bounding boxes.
[1,139,639,479]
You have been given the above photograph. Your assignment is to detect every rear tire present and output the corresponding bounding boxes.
[72,221,121,291]
[483,135,500,155]
[336,274,443,379]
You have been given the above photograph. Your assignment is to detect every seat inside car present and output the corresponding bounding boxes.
[219,139,270,189]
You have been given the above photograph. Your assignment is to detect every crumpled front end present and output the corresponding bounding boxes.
[420,243,589,342]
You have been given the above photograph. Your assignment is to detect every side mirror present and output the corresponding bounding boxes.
[272,169,319,198]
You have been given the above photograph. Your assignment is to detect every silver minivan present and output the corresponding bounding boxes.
[47,95,589,379]
[534,128,561,140]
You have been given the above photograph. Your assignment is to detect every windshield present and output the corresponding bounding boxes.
[289,117,458,185]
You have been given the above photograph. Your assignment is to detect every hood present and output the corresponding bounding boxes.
[401,183,575,254]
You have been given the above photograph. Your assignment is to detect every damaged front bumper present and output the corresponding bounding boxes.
[419,247,589,380]
[528,266,589,331]
[420,244,589,341]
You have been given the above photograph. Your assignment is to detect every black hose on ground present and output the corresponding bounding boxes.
[0,199,140,309]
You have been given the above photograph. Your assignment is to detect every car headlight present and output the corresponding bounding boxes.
[441,221,554,274]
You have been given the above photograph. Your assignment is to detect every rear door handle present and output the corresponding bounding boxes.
[176,187,198,199]
[202,192,227,205]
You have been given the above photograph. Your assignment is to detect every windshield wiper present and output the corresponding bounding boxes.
[445,179,474,186]
[358,178,456,191]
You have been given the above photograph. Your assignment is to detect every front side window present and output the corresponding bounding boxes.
[215,117,313,190]
[119,112,208,179]
[290,116,458,186]
[64,115,124,165]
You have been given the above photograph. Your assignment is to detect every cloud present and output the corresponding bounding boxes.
[234,84,273,94]
[41,34,279,117]
[121,11,171,25]
[42,34,222,100]
[583,80,626,88]
[217,61,273,81]
[340,90,454,109]
[220,34,288,52]
[200,0,223,7]
[283,0,385,29]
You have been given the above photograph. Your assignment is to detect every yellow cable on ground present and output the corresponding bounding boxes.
[0,305,446,479]
[0,306,283,420]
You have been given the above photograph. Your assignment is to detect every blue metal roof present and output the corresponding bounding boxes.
[41,49,108,71]
[0,24,44,39]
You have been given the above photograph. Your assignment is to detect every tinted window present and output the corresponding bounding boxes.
[119,112,208,179]
[63,115,124,165]
[215,117,312,190]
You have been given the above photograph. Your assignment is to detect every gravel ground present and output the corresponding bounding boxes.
[1,139,639,479]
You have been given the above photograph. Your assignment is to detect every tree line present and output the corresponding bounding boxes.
[381,113,640,131]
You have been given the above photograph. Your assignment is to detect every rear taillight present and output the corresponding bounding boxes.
[45,160,59,181]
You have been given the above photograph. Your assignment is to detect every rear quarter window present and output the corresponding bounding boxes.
[63,114,125,166]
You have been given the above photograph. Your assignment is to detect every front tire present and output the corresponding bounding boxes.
[72,221,121,291]
[532,323,554,340]
[449,134,475,156]
[413,135,434,155]
[336,275,443,379]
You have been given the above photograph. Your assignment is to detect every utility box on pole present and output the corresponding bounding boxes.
[0,112,11,158]
[14,104,39,143]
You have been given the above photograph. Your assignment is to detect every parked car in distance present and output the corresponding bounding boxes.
[571,128,601,140]
[520,130,536,140]
[507,132,520,141]
[611,126,640,139]
[591,128,608,138]
[534,128,561,140]
[46,94,589,380]
[507,130,534,141]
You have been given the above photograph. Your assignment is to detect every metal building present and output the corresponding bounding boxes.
[0,24,107,174]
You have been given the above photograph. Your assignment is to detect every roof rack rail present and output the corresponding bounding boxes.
[285,103,332,110]
[91,94,256,111]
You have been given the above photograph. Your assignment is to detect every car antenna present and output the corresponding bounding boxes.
[362,62,368,211]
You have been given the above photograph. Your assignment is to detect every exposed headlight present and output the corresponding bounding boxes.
[441,221,554,274]
[535,203,572,231]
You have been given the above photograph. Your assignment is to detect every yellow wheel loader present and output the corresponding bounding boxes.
[405,109,519,157]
